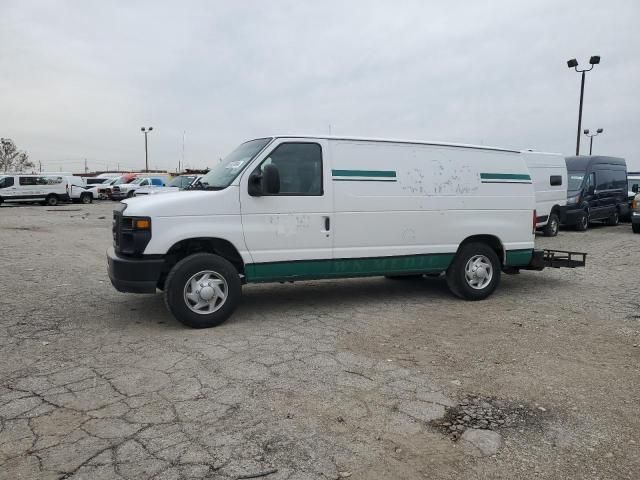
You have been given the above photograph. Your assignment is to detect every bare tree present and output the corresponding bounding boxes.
[1,138,34,172]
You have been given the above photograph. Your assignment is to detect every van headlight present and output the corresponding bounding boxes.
[567,194,581,205]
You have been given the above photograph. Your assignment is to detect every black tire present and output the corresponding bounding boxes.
[164,253,241,328]
[542,213,559,237]
[45,195,59,207]
[126,191,135,198]
[632,223,640,234]
[446,242,501,301]
[0,197,3,205]
[80,193,92,204]
[575,211,589,231]
[606,210,619,226]
[385,274,423,280]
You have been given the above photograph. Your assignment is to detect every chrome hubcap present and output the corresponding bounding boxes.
[183,271,228,314]
[464,255,493,290]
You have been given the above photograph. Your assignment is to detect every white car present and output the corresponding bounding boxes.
[108,135,586,328]
[85,176,123,200]
[111,176,171,200]
[135,175,198,196]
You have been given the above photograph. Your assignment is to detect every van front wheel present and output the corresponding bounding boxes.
[575,211,589,231]
[164,253,241,328]
[446,243,500,301]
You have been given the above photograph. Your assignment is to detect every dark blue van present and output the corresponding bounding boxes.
[561,156,628,231]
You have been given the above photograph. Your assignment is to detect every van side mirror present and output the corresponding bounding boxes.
[248,172,263,196]
[248,164,280,196]
[262,164,280,194]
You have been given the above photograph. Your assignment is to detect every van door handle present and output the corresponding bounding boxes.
[323,216,330,231]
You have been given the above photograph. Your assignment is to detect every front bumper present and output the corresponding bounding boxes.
[110,191,129,200]
[107,247,164,294]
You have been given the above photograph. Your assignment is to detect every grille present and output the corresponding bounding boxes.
[112,211,122,250]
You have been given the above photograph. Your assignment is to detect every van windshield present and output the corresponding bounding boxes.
[0,176,13,188]
[568,172,584,191]
[198,138,272,190]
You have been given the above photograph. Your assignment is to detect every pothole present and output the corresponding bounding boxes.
[430,393,547,441]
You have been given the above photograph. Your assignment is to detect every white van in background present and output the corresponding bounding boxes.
[0,174,70,206]
[108,135,585,328]
[522,151,567,237]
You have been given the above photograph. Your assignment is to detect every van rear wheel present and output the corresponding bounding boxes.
[446,243,500,301]
[164,253,241,328]
[45,195,59,207]
[606,210,619,226]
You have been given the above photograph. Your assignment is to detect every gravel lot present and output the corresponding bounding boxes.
[1,201,638,480]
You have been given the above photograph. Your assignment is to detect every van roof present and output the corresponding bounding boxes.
[267,135,521,154]
[565,155,627,171]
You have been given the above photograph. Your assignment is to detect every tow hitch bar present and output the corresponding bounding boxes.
[522,249,587,271]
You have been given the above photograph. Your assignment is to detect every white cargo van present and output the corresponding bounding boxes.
[108,135,585,328]
[522,152,568,236]
[0,174,69,206]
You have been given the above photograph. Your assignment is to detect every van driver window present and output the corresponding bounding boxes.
[258,143,323,196]
[0,177,14,188]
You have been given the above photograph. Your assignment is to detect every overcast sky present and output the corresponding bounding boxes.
[2,0,639,173]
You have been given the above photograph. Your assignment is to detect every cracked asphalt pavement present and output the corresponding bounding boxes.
[1,202,639,479]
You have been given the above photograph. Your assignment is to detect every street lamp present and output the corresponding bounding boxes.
[141,127,153,172]
[583,128,603,156]
[567,56,600,156]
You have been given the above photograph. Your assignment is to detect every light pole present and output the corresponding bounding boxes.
[141,127,153,172]
[567,56,600,156]
[583,128,603,156]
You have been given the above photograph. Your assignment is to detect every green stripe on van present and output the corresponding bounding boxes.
[480,173,531,181]
[332,169,397,178]
[245,249,535,282]
[245,253,454,283]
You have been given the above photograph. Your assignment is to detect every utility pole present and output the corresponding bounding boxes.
[84,158,88,174]
[182,130,185,173]
[141,127,153,172]
[584,128,604,155]
[39,161,42,172]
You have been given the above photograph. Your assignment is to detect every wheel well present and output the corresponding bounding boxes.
[550,205,560,216]
[165,238,245,275]
[458,235,505,264]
